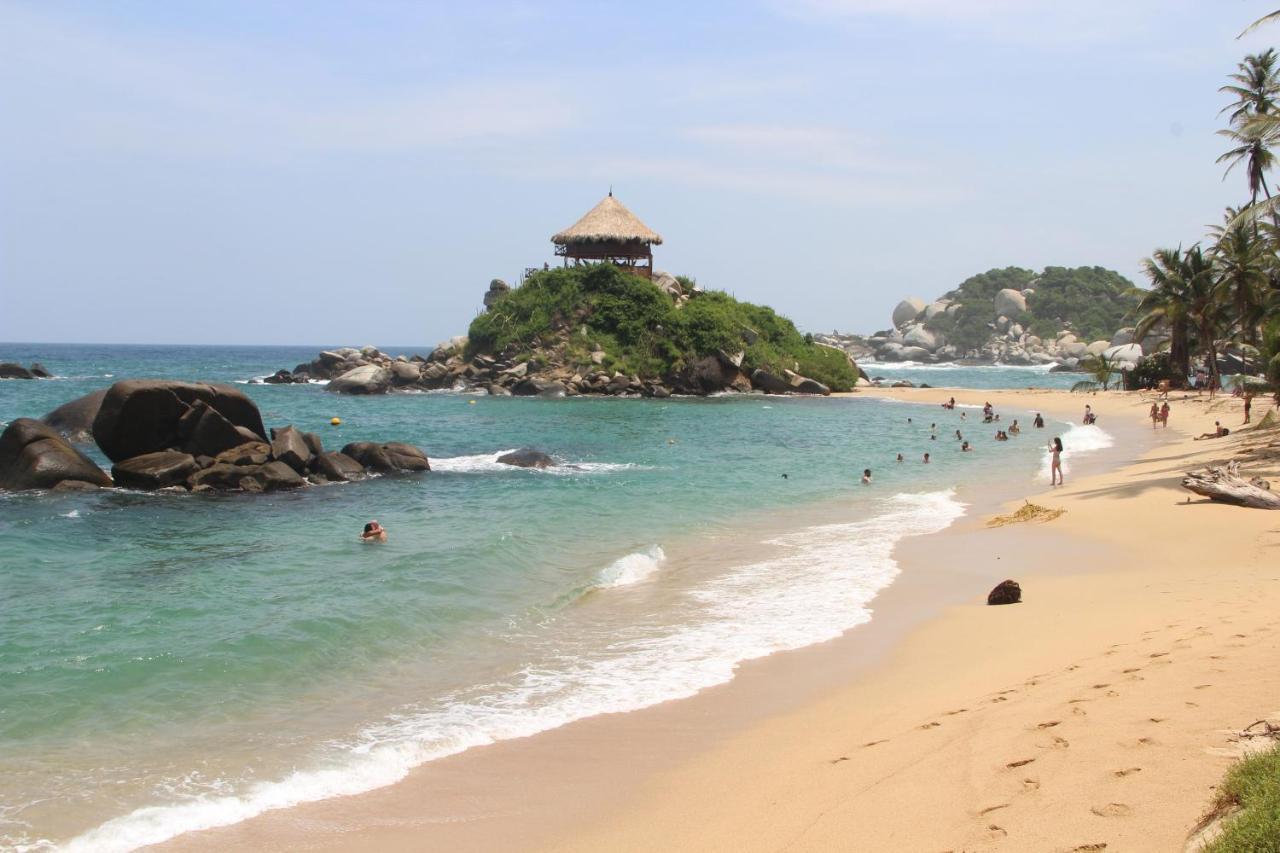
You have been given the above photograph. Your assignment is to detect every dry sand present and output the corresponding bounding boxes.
[160,388,1280,853]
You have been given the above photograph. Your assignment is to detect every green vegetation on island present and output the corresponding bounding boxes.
[923,266,1142,353]
[468,264,859,392]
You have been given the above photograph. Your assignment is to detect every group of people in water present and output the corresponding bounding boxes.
[872,397,1074,486]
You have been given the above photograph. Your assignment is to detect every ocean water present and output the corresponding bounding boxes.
[0,344,1105,852]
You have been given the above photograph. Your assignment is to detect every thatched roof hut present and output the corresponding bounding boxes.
[551,192,661,277]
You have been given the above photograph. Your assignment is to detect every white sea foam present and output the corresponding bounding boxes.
[429,451,651,476]
[63,490,964,853]
[60,510,80,519]
[1038,421,1114,481]
[594,546,666,589]
[861,361,1058,373]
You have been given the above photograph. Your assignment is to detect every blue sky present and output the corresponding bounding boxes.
[1,1,1276,346]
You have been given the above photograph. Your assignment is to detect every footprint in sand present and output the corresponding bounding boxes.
[862,739,887,748]
[1050,735,1070,749]
[1069,844,1108,852]
[1036,720,1062,729]
[828,756,849,764]
[979,803,1010,816]
[986,824,1008,839]
[944,708,968,716]
[1136,737,1155,746]
[1006,757,1036,768]
[1148,651,1169,658]
[992,696,1008,703]
[1122,668,1142,674]
[1022,777,1040,791]
[1072,706,1088,717]
[1091,683,1110,689]
[1113,767,1141,777]
[919,721,941,730]
[1149,717,1166,724]
[1091,802,1132,818]
[1194,684,1213,690]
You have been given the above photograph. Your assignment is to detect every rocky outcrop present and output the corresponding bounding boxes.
[41,389,108,443]
[92,380,266,463]
[892,298,926,328]
[993,288,1027,319]
[9,379,430,495]
[0,419,112,490]
[497,449,555,469]
[483,278,511,308]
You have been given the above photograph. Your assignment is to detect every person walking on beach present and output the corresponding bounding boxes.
[1159,402,1170,428]
[1049,437,1064,486]
[1244,393,1253,425]
[1150,401,1160,428]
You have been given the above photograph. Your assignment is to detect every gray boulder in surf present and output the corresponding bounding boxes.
[341,441,431,473]
[496,449,555,469]
[112,451,199,490]
[327,364,392,395]
[0,418,113,491]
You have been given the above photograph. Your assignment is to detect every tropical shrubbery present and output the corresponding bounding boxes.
[468,264,859,391]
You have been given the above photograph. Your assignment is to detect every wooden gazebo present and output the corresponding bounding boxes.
[551,192,662,278]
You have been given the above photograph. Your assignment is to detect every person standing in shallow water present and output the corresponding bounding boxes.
[1049,437,1063,486]
[361,520,387,542]
[861,469,872,484]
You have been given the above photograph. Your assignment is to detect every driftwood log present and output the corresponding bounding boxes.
[1182,462,1280,509]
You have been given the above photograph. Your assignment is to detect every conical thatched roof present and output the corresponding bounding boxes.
[552,193,663,246]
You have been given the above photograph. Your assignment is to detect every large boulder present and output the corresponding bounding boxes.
[215,441,271,466]
[1111,327,1135,347]
[1104,343,1143,367]
[923,301,950,320]
[496,449,555,469]
[750,369,792,394]
[892,298,926,329]
[897,346,931,362]
[651,270,682,297]
[902,325,943,351]
[1060,341,1089,359]
[483,279,511,309]
[181,401,252,458]
[327,365,391,395]
[310,451,366,482]
[389,361,422,386]
[0,419,113,490]
[41,389,108,443]
[1085,340,1110,357]
[270,426,313,474]
[112,451,198,490]
[0,363,35,379]
[341,441,431,473]
[677,356,743,394]
[92,380,266,463]
[189,460,305,492]
[993,289,1027,319]
[784,370,831,395]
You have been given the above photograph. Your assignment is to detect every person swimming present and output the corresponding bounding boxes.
[1008,420,1020,434]
[861,468,872,484]
[923,452,930,463]
[896,453,904,463]
[361,520,387,542]
[961,440,972,452]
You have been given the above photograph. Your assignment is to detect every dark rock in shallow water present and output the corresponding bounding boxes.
[341,441,431,473]
[496,449,554,469]
[262,369,298,384]
[987,579,1022,606]
[42,389,108,443]
[214,442,271,467]
[29,363,52,378]
[269,425,313,474]
[183,402,252,458]
[92,380,266,463]
[188,460,305,492]
[112,451,198,490]
[0,363,34,379]
[0,419,113,490]
[750,369,792,394]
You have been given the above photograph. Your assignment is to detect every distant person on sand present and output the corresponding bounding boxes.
[1160,402,1169,427]
[1150,402,1160,428]
[1194,421,1230,440]
[1049,437,1063,486]
[923,452,930,464]
[1244,394,1253,424]
[861,469,872,484]
[1033,412,1045,428]
[361,520,387,542]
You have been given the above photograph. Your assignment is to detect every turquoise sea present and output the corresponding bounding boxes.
[0,344,1106,852]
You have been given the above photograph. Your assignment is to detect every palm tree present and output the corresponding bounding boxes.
[1241,11,1280,38]
[1209,207,1271,345]
[1136,248,1194,382]
[1181,246,1229,393]
[1218,52,1280,220]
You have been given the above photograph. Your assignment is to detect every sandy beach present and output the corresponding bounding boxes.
[160,387,1280,853]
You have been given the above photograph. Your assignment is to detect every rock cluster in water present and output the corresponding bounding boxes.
[0,362,53,379]
[0,380,431,493]
[267,339,833,398]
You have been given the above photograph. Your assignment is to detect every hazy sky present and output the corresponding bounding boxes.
[2,1,1276,346]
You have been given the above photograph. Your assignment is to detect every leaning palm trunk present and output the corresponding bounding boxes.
[1183,462,1280,509]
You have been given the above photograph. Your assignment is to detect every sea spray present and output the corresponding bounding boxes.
[595,546,666,589]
